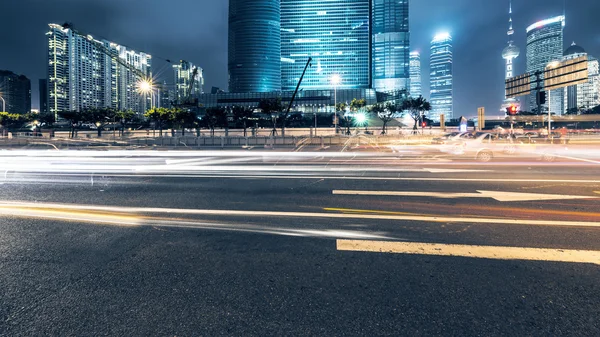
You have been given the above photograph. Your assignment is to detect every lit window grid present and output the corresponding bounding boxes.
[409,52,422,97]
[371,0,409,92]
[430,36,453,121]
[47,24,152,115]
[281,0,371,91]
[229,0,281,93]
[526,18,563,111]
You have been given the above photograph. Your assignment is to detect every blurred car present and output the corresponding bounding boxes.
[444,132,520,162]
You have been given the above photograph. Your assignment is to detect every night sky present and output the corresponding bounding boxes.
[1,0,599,117]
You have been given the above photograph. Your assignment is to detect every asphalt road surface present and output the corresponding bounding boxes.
[0,148,599,335]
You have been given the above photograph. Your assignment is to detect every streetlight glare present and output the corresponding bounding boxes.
[331,74,341,85]
[354,113,367,126]
[137,79,153,93]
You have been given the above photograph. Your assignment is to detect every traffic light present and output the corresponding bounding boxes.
[421,121,427,128]
[536,91,547,105]
[506,105,518,116]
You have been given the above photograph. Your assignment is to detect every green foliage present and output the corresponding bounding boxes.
[335,102,347,113]
[258,98,283,115]
[204,107,227,136]
[349,98,367,112]
[403,96,432,131]
[0,112,31,129]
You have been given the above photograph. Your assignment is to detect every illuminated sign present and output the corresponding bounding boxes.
[544,55,589,91]
[505,73,532,98]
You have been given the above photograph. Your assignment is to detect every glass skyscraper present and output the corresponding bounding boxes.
[371,0,410,92]
[526,16,565,112]
[409,51,422,97]
[430,33,453,121]
[228,0,281,93]
[281,0,371,91]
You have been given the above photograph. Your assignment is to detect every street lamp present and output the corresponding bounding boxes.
[331,74,341,134]
[0,95,5,112]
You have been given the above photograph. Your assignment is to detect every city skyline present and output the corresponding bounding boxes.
[1,0,599,117]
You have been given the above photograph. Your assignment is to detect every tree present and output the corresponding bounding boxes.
[58,110,86,138]
[370,102,398,135]
[204,107,227,137]
[86,107,117,137]
[115,110,136,137]
[173,109,198,137]
[144,107,172,137]
[37,112,56,128]
[0,112,31,132]
[258,98,283,136]
[403,96,432,134]
[232,106,254,137]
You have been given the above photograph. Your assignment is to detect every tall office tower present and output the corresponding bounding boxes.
[281,0,371,90]
[562,43,600,113]
[0,70,31,114]
[173,60,204,103]
[526,16,565,112]
[228,0,281,93]
[430,33,453,121]
[46,23,152,118]
[155,81,173,108]
[409,51,422,97]
[502,0,520,109]
[39,79,48,114]
[371,0,410,92]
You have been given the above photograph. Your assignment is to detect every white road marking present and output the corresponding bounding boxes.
[333,190,599,202]
[336,240,600,266]
[1,201,600,228]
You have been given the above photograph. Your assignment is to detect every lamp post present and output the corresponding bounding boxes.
[331,74,341,134]
[0,95,5,112]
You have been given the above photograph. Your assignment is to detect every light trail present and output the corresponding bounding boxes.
[1,201,600,228]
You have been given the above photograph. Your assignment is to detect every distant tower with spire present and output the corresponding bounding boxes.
[502,0,521,109]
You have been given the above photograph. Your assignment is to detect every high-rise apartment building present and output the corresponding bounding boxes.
[562,43,600,113]
[430,33,453,121]
[0,70,31,114]
[371,0,410,92]
[46,23,152,118]
[526,16,565,112]
[228,0,281,93]
[281,0,371,91]
[173,60,204,103]
[409,51,422,97]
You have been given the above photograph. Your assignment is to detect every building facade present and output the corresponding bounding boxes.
[562,43,600,113]
[0,70,31,114]
[526,16,565,112]
[46,23,152,118]
[430,33,453,121]
[409,51,422,97]
[173,60,204,103]
[199,88,377,112]
[228,0,281,93]
[39,79,48,114]
[281,0,371,91]
[371,0,410,92]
